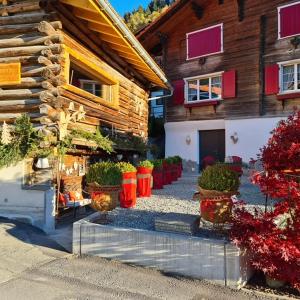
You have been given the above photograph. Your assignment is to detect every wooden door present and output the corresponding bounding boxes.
[199,130,225,170]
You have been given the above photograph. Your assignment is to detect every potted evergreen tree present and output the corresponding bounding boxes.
[198,164,240,224]
[117,162,137,208]
[86,162,122,211]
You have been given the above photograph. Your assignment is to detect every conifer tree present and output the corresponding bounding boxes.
[124,0,175,33]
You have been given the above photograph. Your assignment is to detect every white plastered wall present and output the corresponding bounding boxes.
[165,116,285,171]
[165,119,225,171]
[225,117,285,162]
[0,161,49,231]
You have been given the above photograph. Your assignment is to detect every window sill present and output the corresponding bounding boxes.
[184,100,219,108]
[62,84,119,110]
[277,92,300,100]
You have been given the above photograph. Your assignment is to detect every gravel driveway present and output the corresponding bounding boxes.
[108,173,267,230]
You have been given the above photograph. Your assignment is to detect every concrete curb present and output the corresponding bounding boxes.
[73,212,252,288]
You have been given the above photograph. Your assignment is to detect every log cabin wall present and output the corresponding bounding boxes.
[0,0,149,138]
[138,0,300,123]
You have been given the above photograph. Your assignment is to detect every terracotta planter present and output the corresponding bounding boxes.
[199,188,237,224]
[88,183,120,212]
[137,167,153,197]
[153,167,163,189]
[120,172,137,208]
[199,187,237,198]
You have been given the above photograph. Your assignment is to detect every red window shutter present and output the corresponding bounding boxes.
[222,70,236,99]
[279,3,300,38]
[265,65,279,95]
[187,25,222,59]
[172,80,185,105]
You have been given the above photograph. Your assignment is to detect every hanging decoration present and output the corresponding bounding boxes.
[1,121,12,145]
[57,102,86,140]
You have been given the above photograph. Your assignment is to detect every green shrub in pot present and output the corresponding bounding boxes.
[198,164,240,193]
[116,162,136,174]
[152,159,163,170]
[164,157,174,165]
[86,161,122,186]
[138,160,154,169]
[173,156,182,164]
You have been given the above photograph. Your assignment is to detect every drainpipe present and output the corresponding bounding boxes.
[148,87,174,101]
[96,0,171,90]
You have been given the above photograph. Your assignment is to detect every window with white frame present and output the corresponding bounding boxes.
[185,74,222,102]
[280,61,300,93]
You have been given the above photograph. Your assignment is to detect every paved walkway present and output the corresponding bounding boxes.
[0,217,67,285]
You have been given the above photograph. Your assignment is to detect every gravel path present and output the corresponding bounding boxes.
[107,173,267,231]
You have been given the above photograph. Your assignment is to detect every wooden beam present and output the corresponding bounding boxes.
[0,1,41,16]
[59,0,95,11]
[72,7,110,27]
[88,23,119,37]
[118,54,144,64]
[99,35,131,50]
[110,46,140,58]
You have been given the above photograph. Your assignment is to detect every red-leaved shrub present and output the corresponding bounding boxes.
[230,111,300,291]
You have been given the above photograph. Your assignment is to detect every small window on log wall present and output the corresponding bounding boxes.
[278,1,300,39]
[186,24,223,60]
[70,62,113,103]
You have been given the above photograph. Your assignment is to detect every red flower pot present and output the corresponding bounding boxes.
[171,164,178,181]
[200,196,233,224]
[137,167,153,197]
[120,172,137,208]
[153,168,163,189]
[163,163,172,185]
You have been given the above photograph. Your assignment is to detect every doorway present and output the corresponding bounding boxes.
[199,129,225,171]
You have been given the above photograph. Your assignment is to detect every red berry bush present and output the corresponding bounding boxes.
[230,111,300,291]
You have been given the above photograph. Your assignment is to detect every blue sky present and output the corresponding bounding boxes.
[110,0,150,16]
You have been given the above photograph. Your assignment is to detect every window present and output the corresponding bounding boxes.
[62,45,119,109]
[278,1,300,39]
[279,60,300,93]
[185,74,222,102]
[186,24,223,60]
[69,62,113,103]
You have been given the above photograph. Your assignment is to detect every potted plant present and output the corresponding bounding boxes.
[152,159,164,190]
[173,155,183,178]
[168,157,179,182]
[198,164,240,224]
[137,160,153,197]
[117,162,137,208]
[86,161,122,211]
[163,157,173,185]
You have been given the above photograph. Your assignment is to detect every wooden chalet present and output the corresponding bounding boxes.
[0,0,169,231]
[138,0,300,171]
